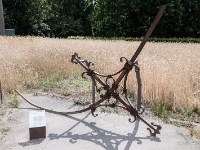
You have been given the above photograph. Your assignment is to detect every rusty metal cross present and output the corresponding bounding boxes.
[16,5,167,137]
[70,5,167,136]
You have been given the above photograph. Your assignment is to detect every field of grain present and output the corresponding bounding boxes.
[0,36,199,112]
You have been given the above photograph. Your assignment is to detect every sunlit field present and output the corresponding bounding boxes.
[0,36,199,112]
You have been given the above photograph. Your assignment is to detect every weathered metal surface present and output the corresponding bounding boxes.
[15,90,92,115]
[0,81,2,104]
[115,5,167,86]
[29,126,46,140]
[134,61,142,111]
[130,5,167,62]
[16,5,167,137]
[69,5,167,136]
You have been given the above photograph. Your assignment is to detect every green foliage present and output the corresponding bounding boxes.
[3,0,50,36]
[68,36,200,43]
[35,0,92,37]
[62,91,70,96]
[51,73,59,82]
[101,106,113,113]
[19,80,33,90]
[186,108,195,121]
[113,107,119,113]
[0,111,4,116]
[36,78,61,89]
[1,127,10,133]
[100,106,120,114]
[3,0,92,37]
[20,76,92,96]
[3,0,200,38]
[74,98,90,106]
[12,92,19,108]
[92,0,200,38]
[189,128,194,137]
[156,104,168,120]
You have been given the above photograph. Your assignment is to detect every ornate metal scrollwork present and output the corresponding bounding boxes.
[15,5,167,137]
[147,123,162,136]
[70,52,161,136]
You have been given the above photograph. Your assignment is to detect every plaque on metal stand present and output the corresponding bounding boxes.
[29,110,46,140]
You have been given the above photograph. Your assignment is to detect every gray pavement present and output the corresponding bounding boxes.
[1,94,200,150]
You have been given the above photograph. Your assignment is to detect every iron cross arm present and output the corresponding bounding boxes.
[115,5,167,86]
[15,5,167,137]
[71,5,167,93]
[71,5,167,137]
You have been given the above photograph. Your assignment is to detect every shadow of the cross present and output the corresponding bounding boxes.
[48,113,161,150]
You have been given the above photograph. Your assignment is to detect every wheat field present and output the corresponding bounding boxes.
[0,36,199,112]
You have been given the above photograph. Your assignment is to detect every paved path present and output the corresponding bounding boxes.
[1,94,200,150]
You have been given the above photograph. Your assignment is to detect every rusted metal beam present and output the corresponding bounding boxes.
[0,80,2,104]
[130,5,167,62]
[16,5,167,137]
[70,5,167,136]
[114,5,167,87]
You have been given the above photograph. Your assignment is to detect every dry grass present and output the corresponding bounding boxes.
[0,36,199,112]
[194,126,200,139]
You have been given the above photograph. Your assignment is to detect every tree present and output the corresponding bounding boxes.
[2,0,93,37]
[43,0,82,37]
[0,0,5,35]
[3,0,49,36]
[93,0,120,37]
[179,0,200,37]
[92,0,200,38]
[43,0,93,37]
[2,0,200,38]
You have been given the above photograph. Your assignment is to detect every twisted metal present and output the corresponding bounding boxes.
[16,5,167,137]
[68,5,167,136]
[71,52,161,136]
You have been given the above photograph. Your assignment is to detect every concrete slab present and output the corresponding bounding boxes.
[0,94,200,150]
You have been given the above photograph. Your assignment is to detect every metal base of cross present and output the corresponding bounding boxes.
[15,5,167,137]
[70,53,162,136]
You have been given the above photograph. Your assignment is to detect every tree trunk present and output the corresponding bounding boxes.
[0,0,5,35]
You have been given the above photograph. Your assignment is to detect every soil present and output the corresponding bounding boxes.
[0,92,200,150]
